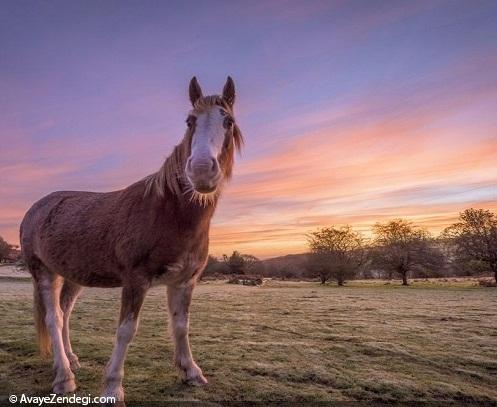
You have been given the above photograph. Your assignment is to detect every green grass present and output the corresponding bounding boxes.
[1,278,496,403]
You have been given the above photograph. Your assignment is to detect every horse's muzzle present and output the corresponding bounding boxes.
[186,157,221,193]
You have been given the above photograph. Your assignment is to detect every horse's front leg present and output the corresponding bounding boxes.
[167,283,207,385]
[102,283,148,402]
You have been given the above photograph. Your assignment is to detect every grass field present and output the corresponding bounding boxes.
[1,275,497,403]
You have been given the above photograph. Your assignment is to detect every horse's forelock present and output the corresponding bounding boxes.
[192,95,230,113]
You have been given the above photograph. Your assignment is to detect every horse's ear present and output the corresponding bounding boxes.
[189,76,203,106]
[222,76,235,107]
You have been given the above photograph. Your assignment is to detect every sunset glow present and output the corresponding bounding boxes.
[1,1,497,258]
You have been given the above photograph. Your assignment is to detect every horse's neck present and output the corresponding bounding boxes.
[127,176,218,232]
[170,193,218,228]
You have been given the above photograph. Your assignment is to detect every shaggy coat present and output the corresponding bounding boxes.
[21,96,242,289]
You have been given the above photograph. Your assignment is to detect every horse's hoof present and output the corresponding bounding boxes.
[53,376,76,394]
[101,385,124,405]
[184,373,208,386]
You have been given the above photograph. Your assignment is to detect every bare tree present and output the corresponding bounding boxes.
[0,236,12,263]
[306,226,365,286]
[371,219,443,286]
[443,208,497,283]
[305,253,331,284]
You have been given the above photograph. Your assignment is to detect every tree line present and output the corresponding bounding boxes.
[1,208,496,285]
[204,208,497,285]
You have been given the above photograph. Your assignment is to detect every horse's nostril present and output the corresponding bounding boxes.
[211,159,219,174]
[186,158,193,174]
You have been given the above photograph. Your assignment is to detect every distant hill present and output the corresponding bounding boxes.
[261,253,309,278]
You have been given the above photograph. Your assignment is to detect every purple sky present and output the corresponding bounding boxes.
[1,0,497,257]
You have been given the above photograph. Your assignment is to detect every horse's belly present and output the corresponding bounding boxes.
[45,256,124,288]
[63,269,123,288]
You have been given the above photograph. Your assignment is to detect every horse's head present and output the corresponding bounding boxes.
[184,77,242,196]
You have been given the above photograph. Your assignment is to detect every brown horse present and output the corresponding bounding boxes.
[20,77,243,402]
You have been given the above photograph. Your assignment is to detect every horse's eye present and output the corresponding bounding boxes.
[186,116,196,129]
[224,116,234,129]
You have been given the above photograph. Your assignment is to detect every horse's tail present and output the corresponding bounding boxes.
[33,280,51,357]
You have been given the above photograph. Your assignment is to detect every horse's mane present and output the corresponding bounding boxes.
[144,96,243,200]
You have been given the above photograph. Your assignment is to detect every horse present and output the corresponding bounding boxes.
[20,77,243,402]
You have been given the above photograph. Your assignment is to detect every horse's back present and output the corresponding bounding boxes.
[20,190,122,286]
[21,190,105,245]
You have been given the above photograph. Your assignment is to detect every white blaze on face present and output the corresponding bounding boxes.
[191,108,226,162]
[186,107,226,194]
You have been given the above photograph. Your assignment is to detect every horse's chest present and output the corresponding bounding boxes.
[151,251,207,287]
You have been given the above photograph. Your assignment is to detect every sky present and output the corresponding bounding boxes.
[1,0,497,258]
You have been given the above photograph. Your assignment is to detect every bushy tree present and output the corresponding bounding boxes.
[306,226,365,286]
[0,236,12,263]
[222,251,260,275]
[241,254,261,275]
[443,208,497,283]
[371,219,444,286]
[202,255,229,277]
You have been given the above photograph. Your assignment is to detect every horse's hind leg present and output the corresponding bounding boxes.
[60,280,83,370]
[36,271,76,393]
